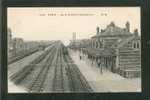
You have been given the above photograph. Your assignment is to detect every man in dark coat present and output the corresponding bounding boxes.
[97,59,103,74]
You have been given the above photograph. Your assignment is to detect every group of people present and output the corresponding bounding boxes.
[79,53,103,74]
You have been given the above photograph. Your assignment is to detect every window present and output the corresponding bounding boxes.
[100,42,103,48]
[92,41,94,48]
[133,43,136,48]
[96,42,98,48]
[137,43,139,48]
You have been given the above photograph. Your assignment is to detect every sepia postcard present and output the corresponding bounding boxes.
[7,7,141,93]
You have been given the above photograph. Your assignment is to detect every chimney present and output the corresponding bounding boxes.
[134,29,138,36]
[110,21,115,27]
[96,26,100,35]
[72,32,76,42]
[126,21,130,32]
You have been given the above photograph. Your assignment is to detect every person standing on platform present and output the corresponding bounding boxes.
[97,58,103,74]
[79,55,82,60]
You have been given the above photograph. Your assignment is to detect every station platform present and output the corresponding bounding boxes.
[69,49,141,92]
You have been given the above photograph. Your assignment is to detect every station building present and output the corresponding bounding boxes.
[70,22,141,78]
[88,22,141,78]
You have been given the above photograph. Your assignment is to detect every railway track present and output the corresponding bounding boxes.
[9,43,56,84]
[8,49,39,65]
[29,45,57,92]
[52,43,92,92]
[9,41,93,92]
[52,43,64,92]
[64,54,93,92]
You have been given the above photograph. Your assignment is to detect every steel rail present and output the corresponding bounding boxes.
[29,45,57,92]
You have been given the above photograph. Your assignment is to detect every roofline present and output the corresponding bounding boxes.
[91,34,133,39]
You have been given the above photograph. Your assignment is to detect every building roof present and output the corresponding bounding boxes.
[13,37,23,41]
[84,22,141,57]
[91,22,133,38]
[111,35,141,48]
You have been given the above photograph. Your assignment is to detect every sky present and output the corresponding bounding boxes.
[8,7,141,45]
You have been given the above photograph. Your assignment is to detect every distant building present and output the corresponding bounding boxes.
[7,28,13,51]
[69,32,77,48]
[73,32,76,42]
[7,28,14,57]
[12,37,24,55]
[69,32,91,50]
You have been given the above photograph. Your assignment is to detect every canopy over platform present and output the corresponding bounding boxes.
[86,48,116,57]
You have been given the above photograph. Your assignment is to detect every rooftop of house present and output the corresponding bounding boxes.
[91,22,136,38]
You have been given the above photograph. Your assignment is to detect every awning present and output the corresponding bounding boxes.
[86,48,116,57]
